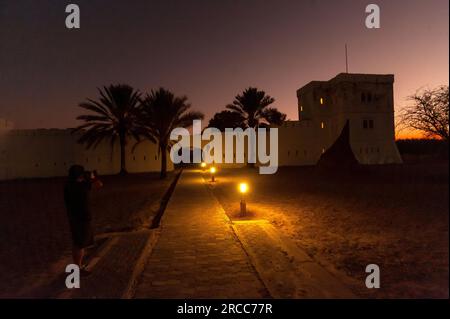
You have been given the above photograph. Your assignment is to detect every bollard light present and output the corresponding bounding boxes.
[210,166,216,182]
[238,182,248,216]
[239,182,248,194]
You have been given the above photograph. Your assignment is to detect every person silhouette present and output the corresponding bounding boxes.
[63,165,103,276]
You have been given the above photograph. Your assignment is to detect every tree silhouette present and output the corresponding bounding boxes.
[400,86,449,141]
[207,110,246,131]
[138,88,204,179]
[73,84,142,175]
[226,87,286,128]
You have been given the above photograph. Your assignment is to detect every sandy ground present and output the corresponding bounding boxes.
[208,162,449,298]
[0,172,174,297]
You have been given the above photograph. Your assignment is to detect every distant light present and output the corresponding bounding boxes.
[239,182,248,216]
[201,162,206,168]
[320,98,324,105]
[239,182,248,194]
[210,166,216,182]
[300,106,303,112]
[321,122,325,129]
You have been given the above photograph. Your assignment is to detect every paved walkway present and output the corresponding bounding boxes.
[134,170,269,298]
[233,221,356,298]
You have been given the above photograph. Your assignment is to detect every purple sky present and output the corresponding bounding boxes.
[0,0,448,134]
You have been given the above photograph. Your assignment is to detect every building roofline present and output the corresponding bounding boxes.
[297,73,394,96]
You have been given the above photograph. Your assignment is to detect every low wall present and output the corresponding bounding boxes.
[0,129,173,180]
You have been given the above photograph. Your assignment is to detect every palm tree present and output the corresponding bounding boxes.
[207,110,246,131]
[138,88,204,179]
[226,87,286,128]
[73,84,142,175]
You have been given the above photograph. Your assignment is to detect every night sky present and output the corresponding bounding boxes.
[0,0,448,135]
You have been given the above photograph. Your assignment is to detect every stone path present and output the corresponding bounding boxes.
[232,220,356,298]
[34,169,355,299]
[134,170,269,298]
[45,229,156,299]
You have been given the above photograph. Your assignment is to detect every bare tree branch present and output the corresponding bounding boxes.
[399,86,449,141]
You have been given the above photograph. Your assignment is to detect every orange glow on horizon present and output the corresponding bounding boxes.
[395,129,438,140]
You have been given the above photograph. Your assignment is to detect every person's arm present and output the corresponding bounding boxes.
[91,171,103,189]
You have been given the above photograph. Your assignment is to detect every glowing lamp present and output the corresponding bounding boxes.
[201,162,206,171]
[238,182,248,216]
[210,166,216,182]
[239,182,248,194]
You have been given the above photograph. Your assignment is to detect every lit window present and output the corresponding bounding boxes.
[320,98,324,105]
[300,106,303,112]
[321,122,325,129]
[322,148,325,154]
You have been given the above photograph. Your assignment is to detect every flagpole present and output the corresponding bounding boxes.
[345,44,349,73]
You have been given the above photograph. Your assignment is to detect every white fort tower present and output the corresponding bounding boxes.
[277,73,402,166]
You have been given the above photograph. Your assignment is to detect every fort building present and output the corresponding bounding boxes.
[278,73,402,166]
[0,73,402,180]
[0,128,169,180]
